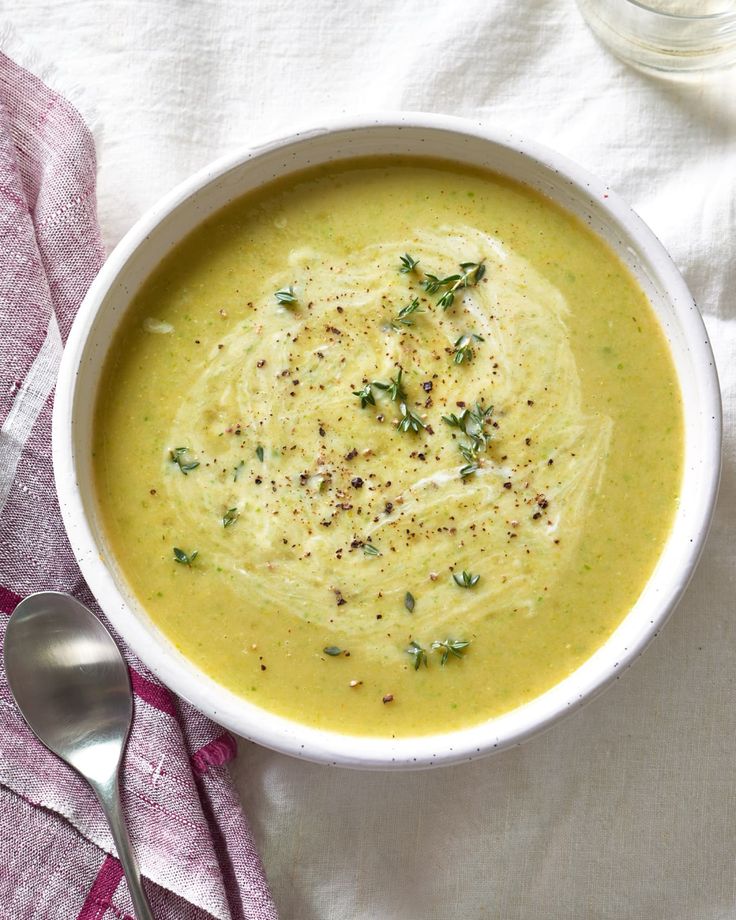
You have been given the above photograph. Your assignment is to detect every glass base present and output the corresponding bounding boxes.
[577,0,736,74]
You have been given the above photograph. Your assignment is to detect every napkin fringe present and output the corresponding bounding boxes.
[0,21,102,145]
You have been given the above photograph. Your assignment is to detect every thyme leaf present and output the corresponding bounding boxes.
[423,272,461,295]
[353,383,376,408]
[468,401,494,425]
[397,402,427,434]
[442,401,494,476]
[407,640,428,670]
[256,445,265,462]
[173,547,198,566]
[452,570,480,588]
[373,368,406,403]
[363,543,381,557]
[442,410,469,430]
[458,443,479,464]
[399,253,420,274]
[431,637,471,665]
[223,508,239,528]
[274,285,297,305]
[452,333,484,365]
[436,288,457,311]
[170,447,200,475]
[390,297,424,330]
[404,591,415,613]
[324,646,343,656]
[425,261,486,311]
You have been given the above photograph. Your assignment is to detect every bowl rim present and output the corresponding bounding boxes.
[52,111,722,769]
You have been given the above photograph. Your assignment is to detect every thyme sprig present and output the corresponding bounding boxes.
[397,402,427,434]
[442,401,494,476]
[423,272,461,295]
[406,637,472,669]
[354,369,408,410]
[431,637,471,665]
[407,640,428,670]
[274,285,297,305]
[373,368,406,402]
[469,401,494,427]
[222,508,239,527]
[173,547,198,566]
[452,570,480,588]
[353,383,376,408]
[399,253,420,274]
[390,297,424,330]
[423,261,486,311]
[452,333,484,365]
[170,447,199,475]
[443,411,468,430]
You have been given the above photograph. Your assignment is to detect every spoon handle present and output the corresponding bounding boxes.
[92,775,155,920]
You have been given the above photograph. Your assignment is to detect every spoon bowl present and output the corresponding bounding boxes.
[5,591,132,784]
[4,591,154,919]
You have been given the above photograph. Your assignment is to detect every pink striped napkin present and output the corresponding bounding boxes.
[0,46,278,920]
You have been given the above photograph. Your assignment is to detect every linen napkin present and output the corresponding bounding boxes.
[0,46,278,920]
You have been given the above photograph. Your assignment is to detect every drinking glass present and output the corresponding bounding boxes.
[577,0,736,73]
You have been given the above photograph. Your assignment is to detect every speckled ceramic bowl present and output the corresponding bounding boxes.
[53,113,721,769]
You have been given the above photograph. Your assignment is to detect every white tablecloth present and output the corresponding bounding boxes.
[11,2,736,917]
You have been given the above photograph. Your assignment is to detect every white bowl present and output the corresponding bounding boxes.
[53,113,721,769]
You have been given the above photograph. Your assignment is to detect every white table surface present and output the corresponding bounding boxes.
[12,2,736,917]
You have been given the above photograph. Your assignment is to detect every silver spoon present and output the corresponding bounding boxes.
[4,591,154,920]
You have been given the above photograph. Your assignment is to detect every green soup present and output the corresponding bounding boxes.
[93,157,683,736]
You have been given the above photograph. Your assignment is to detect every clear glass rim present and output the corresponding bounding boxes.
[627,0,736,22]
